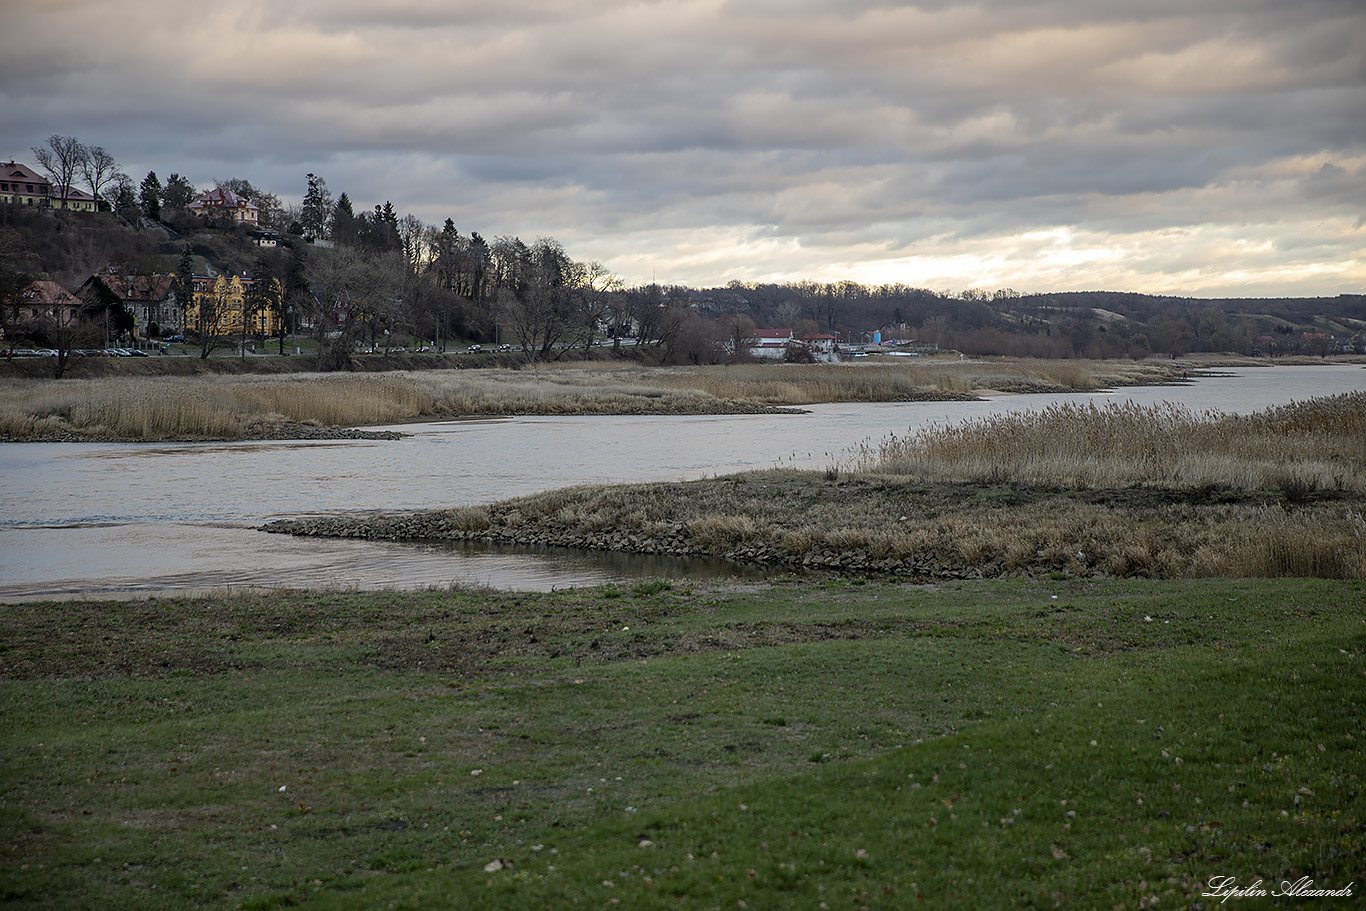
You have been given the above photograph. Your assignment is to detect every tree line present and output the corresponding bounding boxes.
[4,135,1362,373]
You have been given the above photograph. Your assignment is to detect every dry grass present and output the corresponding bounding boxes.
[856,392,1366,493]
[0,358,1191,440]
[0,374,424,440]
[411,470,1366,580]
[391,392,1366,580]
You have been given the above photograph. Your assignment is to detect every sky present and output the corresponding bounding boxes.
[3,0,1364,297]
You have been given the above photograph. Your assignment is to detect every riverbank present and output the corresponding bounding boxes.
[264,472,1366,580]
[264,393,1366,581]
[3,578,1361,909]
[0,357,1201,442]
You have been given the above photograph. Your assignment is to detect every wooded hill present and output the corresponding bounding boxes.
[3,198,1361,365]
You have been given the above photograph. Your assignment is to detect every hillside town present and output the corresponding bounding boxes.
[4,140,1363,377]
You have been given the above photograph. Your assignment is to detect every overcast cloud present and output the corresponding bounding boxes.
[3,0,1363,295]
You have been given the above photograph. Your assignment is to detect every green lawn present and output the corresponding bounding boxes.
[2,577,1362,909]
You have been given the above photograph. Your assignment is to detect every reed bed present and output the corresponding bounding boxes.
[0,357,1215,441]
[638,362,976,403]
[0,373,425,440]
[426,468,1366,579]
[430,392,1366,579]
[856,392,1366,493]
[410,369,727,415]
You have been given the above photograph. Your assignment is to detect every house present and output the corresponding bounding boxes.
[59,187,100,213]
[8,280,82,327]
[0,161,99,210]
[185,273,281,337]
[0,161,53,207]
[188,187,260,225]
[801,333,838,354]
[746,329,792,359]
[79,269,180,337]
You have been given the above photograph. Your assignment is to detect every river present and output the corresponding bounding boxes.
[1,364,1362,599]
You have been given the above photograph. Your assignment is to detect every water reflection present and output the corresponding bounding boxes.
[0,525,769,601]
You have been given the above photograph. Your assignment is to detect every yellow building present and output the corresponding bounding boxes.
[1,161,53,206]
[1,161,100,211]
[186,275,282,338]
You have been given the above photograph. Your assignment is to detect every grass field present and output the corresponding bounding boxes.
[2,578,1362,909]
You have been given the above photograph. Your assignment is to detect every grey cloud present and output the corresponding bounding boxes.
[1,0,1362,293]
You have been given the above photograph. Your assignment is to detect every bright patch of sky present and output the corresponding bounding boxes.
[3,0,1362,295]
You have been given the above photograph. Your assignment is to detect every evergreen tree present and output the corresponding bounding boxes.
[162,173,197,210]
[174,247,195,331]
[331,192,357,247]
[139,172,162,219]
[302,173,332,240]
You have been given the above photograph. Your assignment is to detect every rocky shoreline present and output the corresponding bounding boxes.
[262,507,1067,582]
[258,462,1366,583]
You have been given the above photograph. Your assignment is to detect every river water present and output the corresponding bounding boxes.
[2,365,1362,599]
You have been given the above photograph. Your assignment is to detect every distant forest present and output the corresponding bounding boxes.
[3,145,1362,365]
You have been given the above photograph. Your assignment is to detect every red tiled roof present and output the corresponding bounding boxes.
[191,187,259,211]
[21,280,79,306]
[2,161,46,182]
[101,273,175,301]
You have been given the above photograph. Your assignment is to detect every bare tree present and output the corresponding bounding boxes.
[78,145,121,210]
[31,135,85,209]
[305,246,404,369]
[397,213,427,274]
[40,297,97,379]
[721,312,758,359]
[568,260,622,356]
[498,237,584,362]
[188,278,234,360]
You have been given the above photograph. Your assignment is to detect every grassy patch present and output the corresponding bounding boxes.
[2,579,1362,909]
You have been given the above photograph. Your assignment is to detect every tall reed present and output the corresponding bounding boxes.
[0,357,1211,441]
[0,373,424,439]
[857,393,1366,493]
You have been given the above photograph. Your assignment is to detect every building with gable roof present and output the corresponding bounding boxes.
[0,161,101,210]
[4,281,83,343]
[78,268,182,337]
[185,273,281,338]
[0,161,54,207]
[188,187,260,225]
